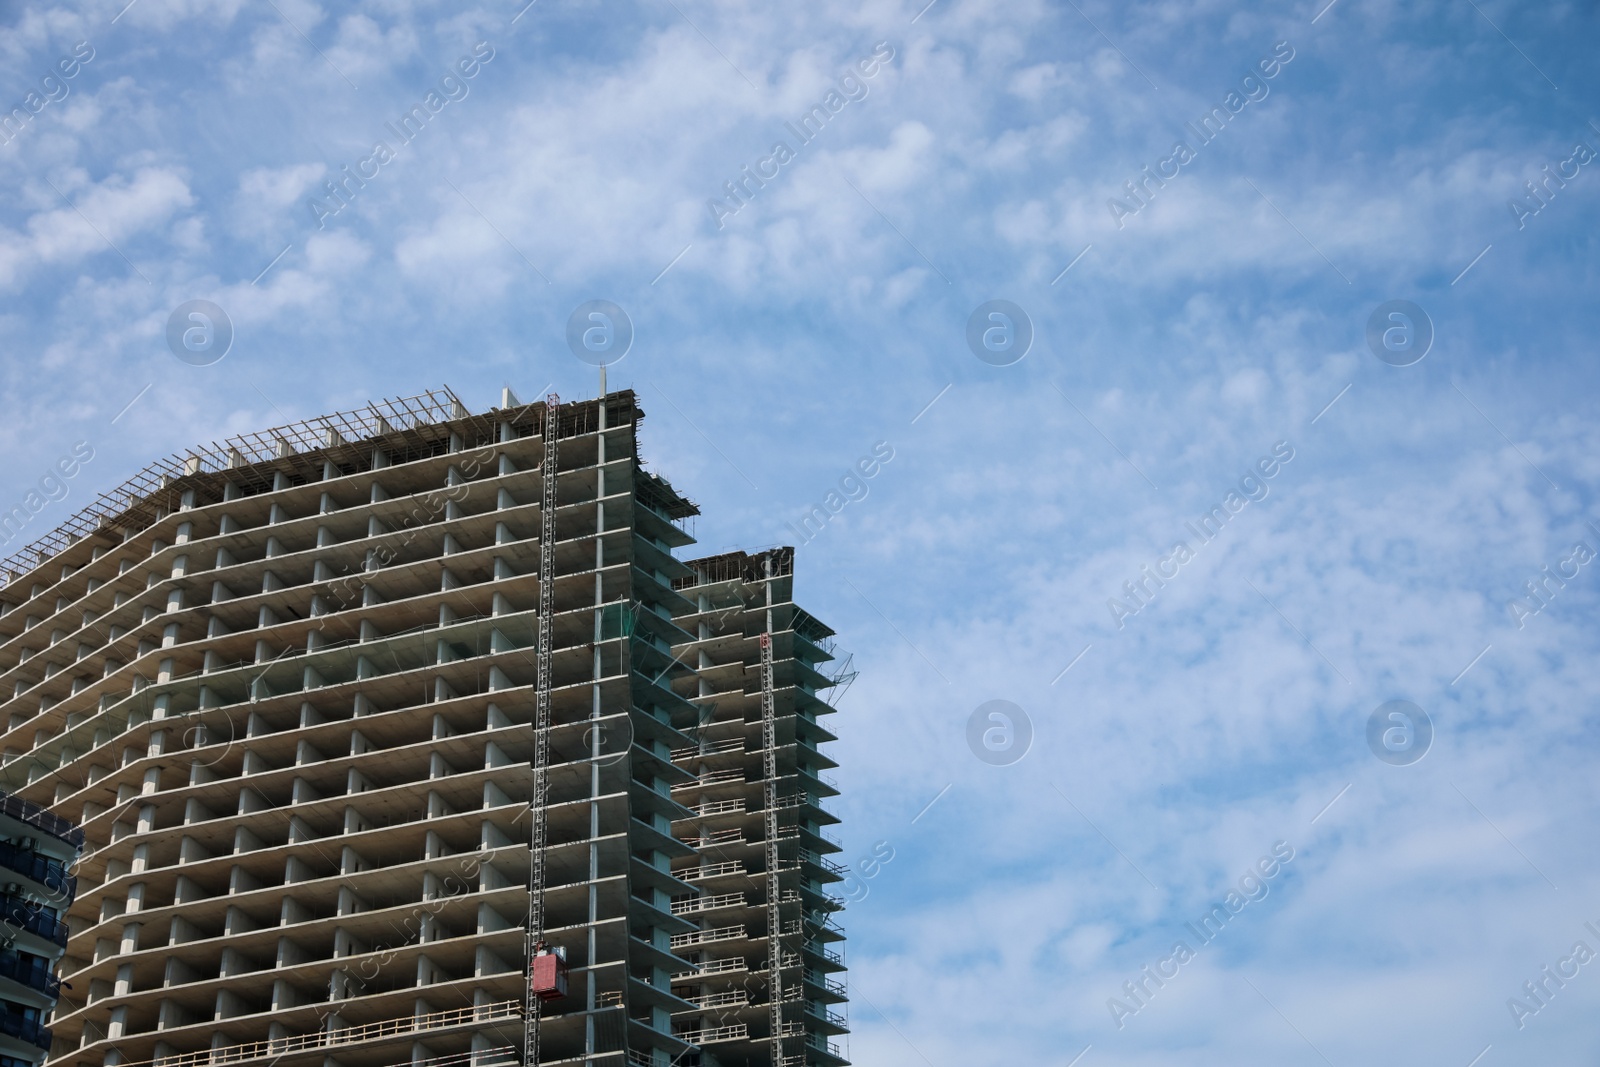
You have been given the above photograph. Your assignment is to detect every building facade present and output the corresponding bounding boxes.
[667,550,849,1067]
[0,389,847,1067]
[0,790,80,1067]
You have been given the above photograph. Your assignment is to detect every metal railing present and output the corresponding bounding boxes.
[0,895,69,947]
[801,941,843,965]
[673,1023,748,1045]
[799,885,846,913]
[802,969,847,997]
[670,924,747,950]
[791,628,836,657]
[670,738,745,761]
[0,841,74,896]
[687,990,749,1010]
[112,999,522,1067]
[671,891,745,916]
[671,957,747,980]
[808,1034,844,1057]
[0,953,59,997]
[399,1047,517,1067]
[672,768,745,791]
[0,791,82,848]
[681,861,745,881]
[796,849,847,877]
[805,1002,848,1028]
[0,1010,50,1050]
[692,799,746,817]
[681,827,744,849]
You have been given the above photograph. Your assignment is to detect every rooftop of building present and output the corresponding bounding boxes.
[679,546,797,586]
[0,386,696,591]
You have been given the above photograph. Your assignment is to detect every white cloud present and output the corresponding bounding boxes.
[0,166,191,286]
[238,162,326,212]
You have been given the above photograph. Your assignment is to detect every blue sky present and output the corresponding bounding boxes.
[4,0,1600,1062]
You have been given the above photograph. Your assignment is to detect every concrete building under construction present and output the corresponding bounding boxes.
[0,389,851,1067]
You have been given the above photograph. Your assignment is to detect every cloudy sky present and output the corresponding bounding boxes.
[4,0,1600,1062]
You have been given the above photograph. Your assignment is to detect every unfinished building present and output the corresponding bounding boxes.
[0,388,849,1067]
[667,550,849,1064]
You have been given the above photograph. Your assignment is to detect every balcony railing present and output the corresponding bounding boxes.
[0,896,68,947]
[796,849,847,877]
[798,885,846,913]
[692,799,746,817]
[671,738,745,761]
[0,791,82,849]
[0,954,60,998]
[669,925,747,950]
[672,927,752,953]
[0,842,74,898]
[671,891,745,916]
[807,1033,844,1059]
[366,1046,516,1067]
[687,990,749,1010]
[672,768,745,791]
[671,957,748,980]
[0,1011,50,1050]
[802,968,847,997]
[674,1023,748,1045]
[681,861,745,881]
[792,628,837,658]
[109,999,522,1067]
[797,766,838,790]
[801,941,843,966]
[805,1002,848,1029]
[681,827,745,849]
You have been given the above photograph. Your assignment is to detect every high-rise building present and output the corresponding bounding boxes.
[0,790,80,1067]
[0,389,848,1067]
[666,550,850,1066]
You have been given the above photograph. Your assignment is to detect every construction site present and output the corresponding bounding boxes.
[0,388,851,1067]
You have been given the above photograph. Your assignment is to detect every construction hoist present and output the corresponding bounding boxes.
[525,393,561,1065]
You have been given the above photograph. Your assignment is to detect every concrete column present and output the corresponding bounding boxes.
[114,960,135,996]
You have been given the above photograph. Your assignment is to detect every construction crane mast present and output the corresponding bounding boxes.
[760,555,786,1066]
[525,393,561,1067]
